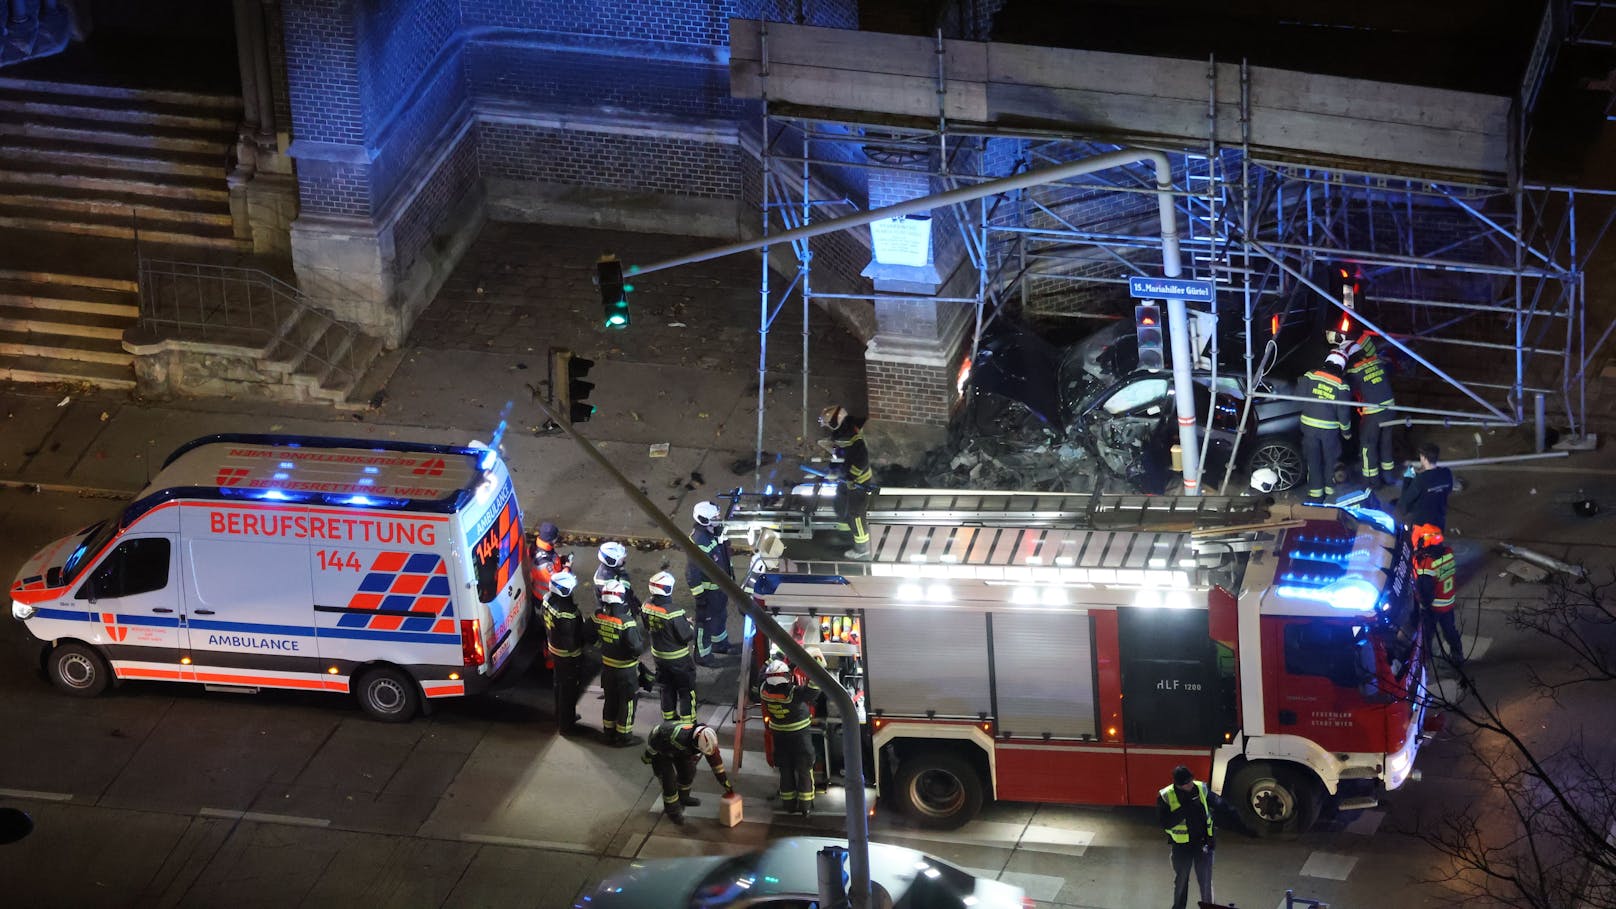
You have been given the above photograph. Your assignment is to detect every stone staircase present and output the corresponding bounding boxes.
[0,75,245,389]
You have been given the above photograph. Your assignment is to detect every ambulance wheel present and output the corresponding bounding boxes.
[48,643,109,697]
[355,667,420,722]
[1228,761,1322,838]
[893,753,983,830]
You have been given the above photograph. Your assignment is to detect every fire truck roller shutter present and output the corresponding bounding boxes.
[989,609,1097,739]
[862,608,991,718]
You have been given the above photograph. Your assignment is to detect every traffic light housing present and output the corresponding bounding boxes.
[550,347,596,424]
[598,254,630,329]
[1135,303,1164,372]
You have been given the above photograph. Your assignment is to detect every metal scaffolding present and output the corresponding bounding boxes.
[746,31,1616,487]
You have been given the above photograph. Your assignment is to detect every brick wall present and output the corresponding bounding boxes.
[393,124,482,276]
[283,0,364,146]
[477,120,740,198]
[867,354,963,425]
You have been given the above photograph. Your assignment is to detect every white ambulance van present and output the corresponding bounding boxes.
[9,433,533,722]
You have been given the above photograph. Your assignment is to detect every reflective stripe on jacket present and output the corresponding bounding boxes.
[1347,354,1395,414]
[643,596,694,660]
[761,679,816,733]
[542,591,586,657]
[1299,369,1349,431]
[1414,544,1457,611]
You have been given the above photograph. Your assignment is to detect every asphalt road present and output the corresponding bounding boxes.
[0,484,1569,909]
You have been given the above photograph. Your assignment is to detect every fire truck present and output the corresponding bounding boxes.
[724,486,1428,837]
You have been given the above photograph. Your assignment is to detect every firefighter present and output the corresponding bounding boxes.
[642,569,697,723]
[1344,341,1397,486]
[1412,523,1464,668]
[541,569,589,734]
[594,578,648,746]
[819,405,875,560]
[1299,351,1350,504]
[1398,442,1453,531]
[686,501,734,665]
[642,721,734,825]
[1156,765,1221,909]
[594,540,640,614]
[760,658,818,817]
[528,521,572,606]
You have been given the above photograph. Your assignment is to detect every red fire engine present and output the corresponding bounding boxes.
[725,487,1428,837]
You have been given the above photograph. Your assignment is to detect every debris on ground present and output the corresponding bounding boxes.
[1497,543,1588,582]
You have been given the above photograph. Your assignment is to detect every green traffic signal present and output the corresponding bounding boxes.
[598,255,629,330]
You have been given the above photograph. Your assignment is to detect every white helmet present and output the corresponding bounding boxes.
[1249,468,1279,495]
[763,659,792,683]
[693,724,719,756]
[550,570,577,596]
[598,541,628,569]
[819,405,848,431]
[693,501,721,528]
[649,570,675,598]
[1325,351,1347,372]
[599,579,628,605]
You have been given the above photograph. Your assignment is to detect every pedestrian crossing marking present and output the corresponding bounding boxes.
[1299,851,1358,880]
[1342,808,1384,836]
[1466,635,1493,661]
[1018,824,1094,856]
[964,868,1066,903]
[738,748,776,777]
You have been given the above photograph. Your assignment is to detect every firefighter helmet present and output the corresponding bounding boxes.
[1325,350,1347,372]
[1249,467,1279,495]
[648,570,675,598]
[693,501,721,528]
[537,521,560,545]
[818,405,848,431]
[599,579,628,605]
[598,541,628,569]
[693,724,719,756]
[763,659,792,683]
[550,570,576,597]
[1413,524,1444,549]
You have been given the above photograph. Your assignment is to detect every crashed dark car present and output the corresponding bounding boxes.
[961,321,1307,493]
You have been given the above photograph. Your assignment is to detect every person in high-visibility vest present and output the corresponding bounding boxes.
[760,658,819,817]
[593,578,647,747]
[1344,342,1397,485]
[1156,765,1222,909]
[641,721,734,826]
[1299,351,1350,503]
[541,570,589,734]
[686,501,734,665]
[642,570,697,723]
[1413,524,1464,668]
[819,405,875,560]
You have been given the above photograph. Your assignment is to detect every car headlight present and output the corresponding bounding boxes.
[12,601,36,620]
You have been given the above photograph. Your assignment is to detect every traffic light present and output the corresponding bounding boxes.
[550,347,596,424]
[1135,303,1164,372]
[597,254,630,329]
[1339,267,1360,310]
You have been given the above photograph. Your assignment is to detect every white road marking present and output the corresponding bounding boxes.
[0,788,73,802]
[1299,851,1358,880]
[1018,824,1094,857]
[1466,636,1494,661]
[616,833,649,858]
[698,703,731,728]
[199,808,329,828]
[1342,809,1385,836]
[990,870,1067,903]
[874,820,1028,851]
[638,834,755,860]
[738,749,775,777]
[459,833,596,854]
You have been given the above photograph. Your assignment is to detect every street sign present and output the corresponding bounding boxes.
[1128,275,1216,303]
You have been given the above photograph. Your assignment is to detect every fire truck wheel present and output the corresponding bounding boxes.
[893,753,984,829]
[355,667,420,723]
[1227,761,1322,838]
[48,643,109,698]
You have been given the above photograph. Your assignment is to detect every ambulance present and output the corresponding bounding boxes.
[9,434,532,722]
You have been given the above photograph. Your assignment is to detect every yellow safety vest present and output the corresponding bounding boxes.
[1159,782,1214,844]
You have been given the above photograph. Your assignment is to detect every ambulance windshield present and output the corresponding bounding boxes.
[62,516,121,584]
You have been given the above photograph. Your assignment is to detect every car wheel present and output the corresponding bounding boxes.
[1228,761,1322,838]
[48,642,110,697]
[355,667,420,723]
[1248,438,1304,492]
[892,752,985,830]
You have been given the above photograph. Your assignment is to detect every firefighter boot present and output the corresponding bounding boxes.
[679,790,701,807]
[665,808,686,826]
[843,545,872,561]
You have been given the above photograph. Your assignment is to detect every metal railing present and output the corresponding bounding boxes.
[135,258,364,394]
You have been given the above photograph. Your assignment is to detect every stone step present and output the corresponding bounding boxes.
[303,327,358,388]
[0,138,228,179]
[0,350,135,390]
[0,206,246,251]
[0,302,136,340]
[0,283,138,318]
[0,76,242,111]
[268,308,334,365]
[0,91,237,132]
[0,167,229,202]
[0,190,233,227]
[0,268,137,294]
[328,333,385,397]
[0,116,233,155]
[0,327,133,365]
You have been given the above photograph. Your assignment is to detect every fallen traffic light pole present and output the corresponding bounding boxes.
[528,392,876,909]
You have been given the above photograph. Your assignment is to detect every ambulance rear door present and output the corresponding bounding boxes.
[456,469,526,676]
